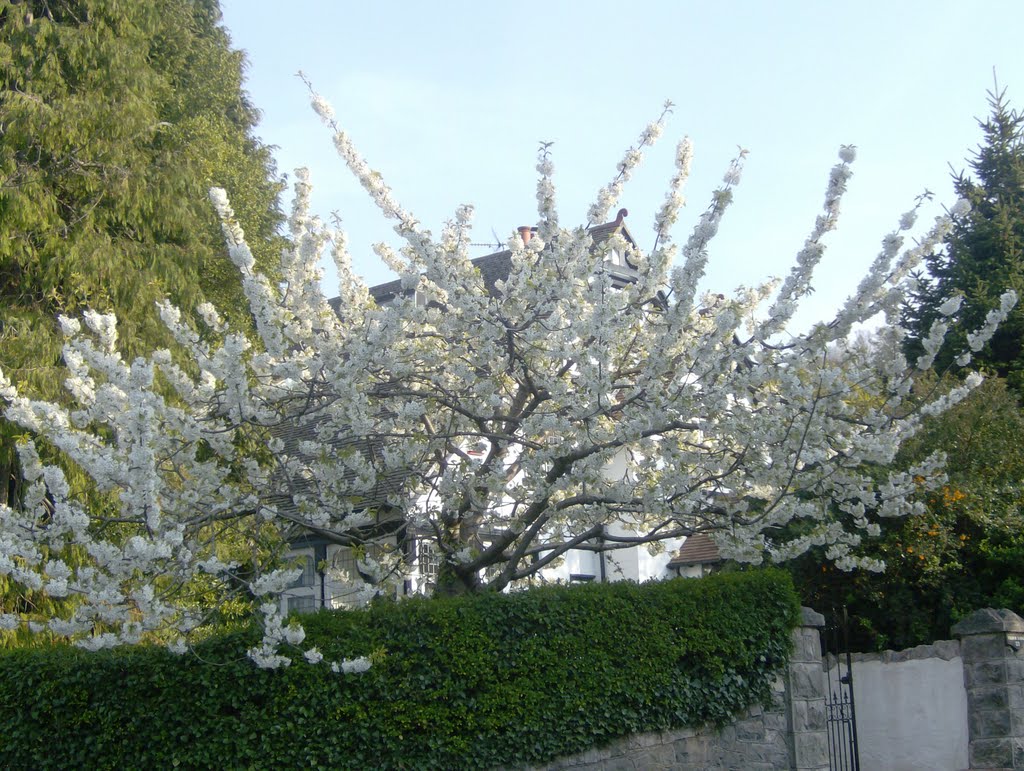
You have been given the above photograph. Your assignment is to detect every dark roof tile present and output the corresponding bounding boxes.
[667,533,721,567]
[363,220,635,305]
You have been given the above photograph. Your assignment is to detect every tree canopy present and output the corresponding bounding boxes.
[0,0,285,370]
[902,88,1024,390]
[789,375,1024,651]
[0,84,1015,667]
[0,0,284,505]
[796,89,1024,651]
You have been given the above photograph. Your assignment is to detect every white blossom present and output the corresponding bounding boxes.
[0,92,1011,669]
[311,94,335,123]
[338,656,372,674]
[966,291,1018,351]
[950,198,972,217]
[938,296,963,316]
[722,159,743,186]
[283,625,306,646]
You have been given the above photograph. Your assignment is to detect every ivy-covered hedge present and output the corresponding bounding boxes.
[0,570,799,770]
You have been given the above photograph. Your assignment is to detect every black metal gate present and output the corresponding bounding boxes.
[822,608,860,771]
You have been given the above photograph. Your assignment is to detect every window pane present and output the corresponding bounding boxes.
[288,555,315,589]
[288,595,316,614]
[418,540,440,579]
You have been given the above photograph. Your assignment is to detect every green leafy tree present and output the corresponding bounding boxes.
[790,377,1024,651]
[0,0,284,639]
[0,0,284,506]
[826,87,1024,651]
[903,88,1024,390]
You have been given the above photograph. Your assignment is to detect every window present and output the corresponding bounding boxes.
[417,539,440,581]
[605,248,624,267]
[288,555,316,589]
[287,595,317,614]
[330,548,359,582]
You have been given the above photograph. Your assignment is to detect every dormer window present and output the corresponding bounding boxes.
[605,248,624,267]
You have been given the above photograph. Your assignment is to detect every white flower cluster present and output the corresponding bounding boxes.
[669,148,747,313]
[653,137,694,244]
[762,147,856,335]
[0,87,1011,670]
[916,318,948,370]
[331,656,371,674]
[586,103,672,226]
[967,290,1018,352]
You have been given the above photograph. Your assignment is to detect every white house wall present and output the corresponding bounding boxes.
[836,645,969,771]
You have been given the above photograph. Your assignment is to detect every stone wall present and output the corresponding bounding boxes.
[519,607,1024,771]
[526,683,789,771]
[786,608,829,770]
[952,608,1024,770]
[523,608,828,771]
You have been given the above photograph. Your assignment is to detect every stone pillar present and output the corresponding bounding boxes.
[786,607,829,771]
[953,608,1024,770]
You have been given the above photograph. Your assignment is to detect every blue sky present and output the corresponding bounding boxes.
[218,1,1024,333]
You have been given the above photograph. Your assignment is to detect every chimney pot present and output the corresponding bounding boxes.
[517,225,532,244]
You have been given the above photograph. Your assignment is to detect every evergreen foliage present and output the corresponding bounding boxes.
[0,572,800,769]
[789,377,1024,651]
[811,86,1024,652]
[902,88,1024,390]
[0,0,284,505]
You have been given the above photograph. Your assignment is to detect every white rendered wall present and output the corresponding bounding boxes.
[675,563,704,579]
[834,644,968,771]
[635,536,683,581]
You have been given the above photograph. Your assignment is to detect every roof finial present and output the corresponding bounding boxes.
[613,208,628,227]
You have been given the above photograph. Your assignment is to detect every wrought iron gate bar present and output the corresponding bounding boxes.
[822,608,860,771]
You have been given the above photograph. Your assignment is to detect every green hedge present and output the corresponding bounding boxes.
[0,570,799,770]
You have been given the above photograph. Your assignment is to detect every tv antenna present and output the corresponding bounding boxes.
[470,227,505,251]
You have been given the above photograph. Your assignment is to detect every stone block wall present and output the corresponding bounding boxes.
[523,608,827,771]
[528,683,790,771]
[786,608,829,770]
[953,608,1024,770]
[518,606,1024,771]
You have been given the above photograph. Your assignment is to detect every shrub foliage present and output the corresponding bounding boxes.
[0,571,799,769]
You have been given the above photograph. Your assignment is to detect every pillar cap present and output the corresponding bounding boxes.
[799,607,825,628]
[951,608,1024,638]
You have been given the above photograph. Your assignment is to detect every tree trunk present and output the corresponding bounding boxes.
[434,561,481,596]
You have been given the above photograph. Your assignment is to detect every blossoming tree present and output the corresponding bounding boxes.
[0,87,1016,667]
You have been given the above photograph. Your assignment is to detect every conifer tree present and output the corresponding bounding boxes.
[903,88,1024,389]
[0,0,284,506]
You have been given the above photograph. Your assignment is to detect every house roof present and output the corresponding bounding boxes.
[366,250,515,306]
[667,533,721,567]
[267,414,408,526]
[364,216,637,306]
